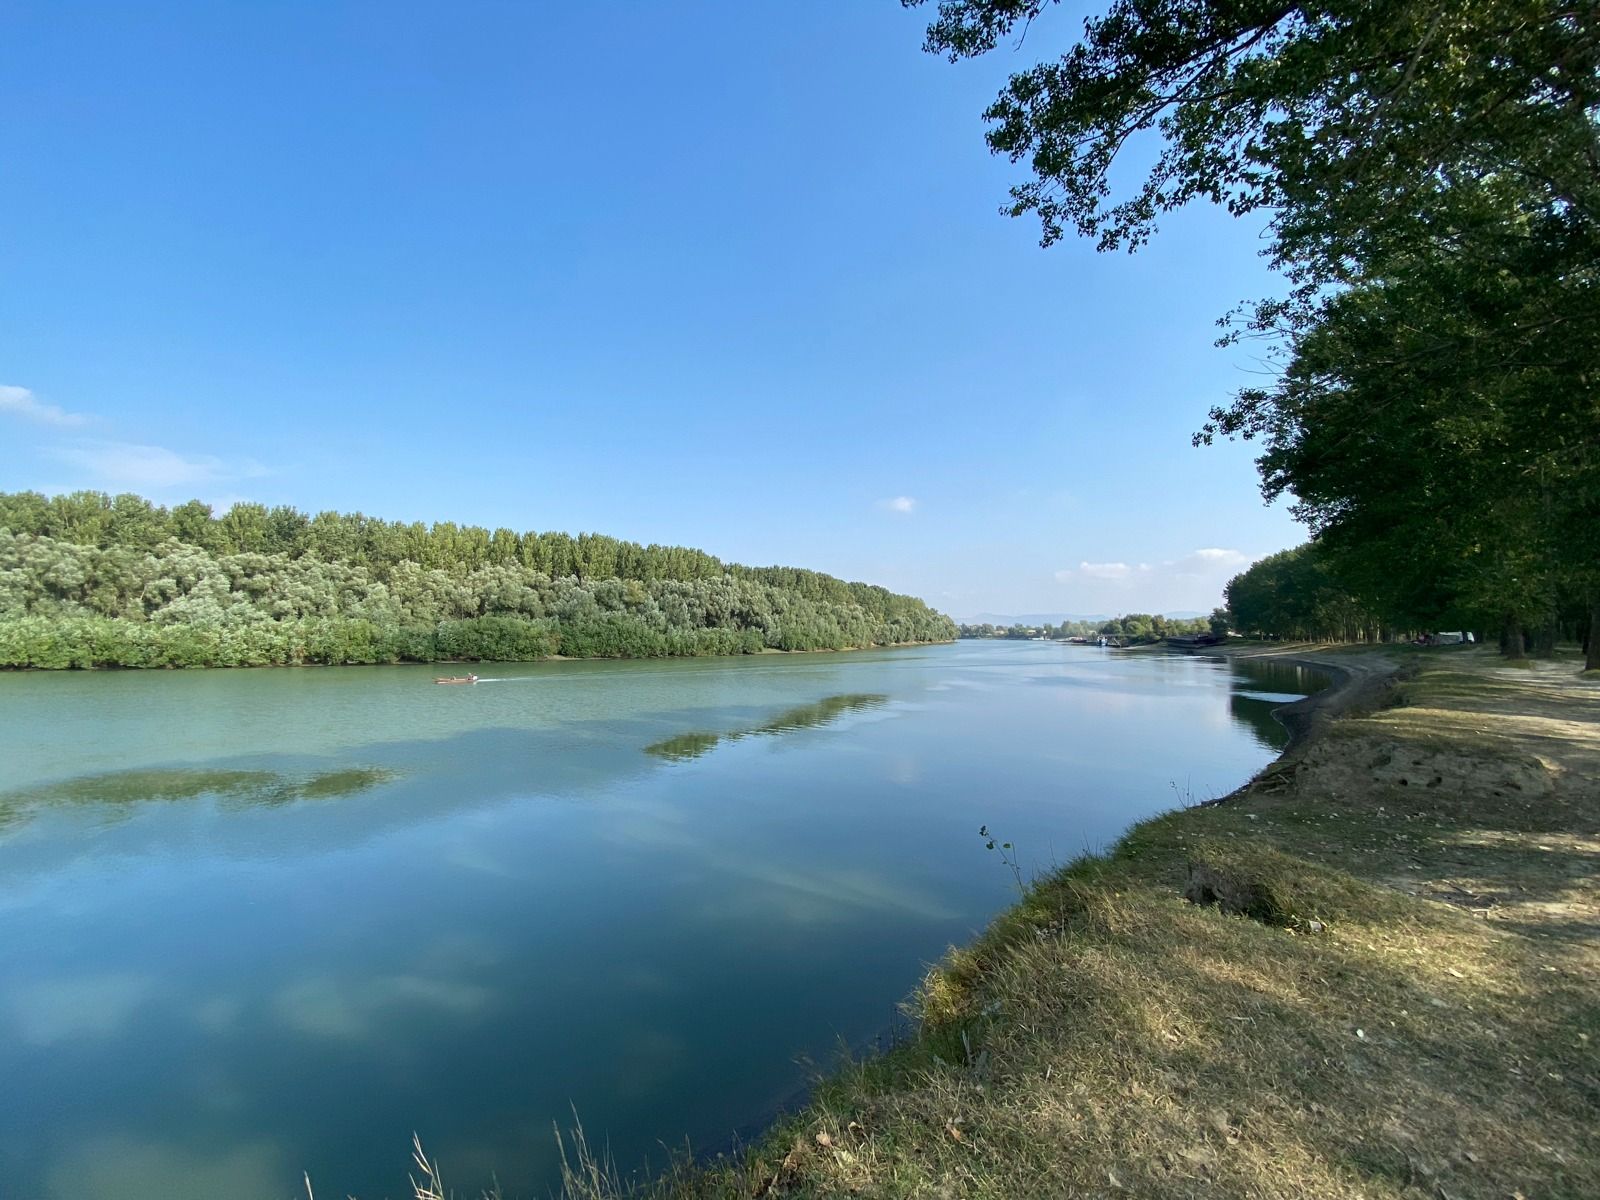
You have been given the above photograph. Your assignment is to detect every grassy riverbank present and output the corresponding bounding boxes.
[533,644,1598,1200]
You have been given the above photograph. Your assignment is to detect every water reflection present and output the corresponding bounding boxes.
[1224,660,1331,750]
[0,645,1318,1200]
[645,694,888,762]
[1227,659,1329,699]
[645,731,723,763]
[0,766,398,826]
[48,1133,289,1200]
[1227,693,1295,750]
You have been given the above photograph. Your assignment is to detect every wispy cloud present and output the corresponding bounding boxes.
[1053,547,1253,610]
[879,496,917,515]
[0,384,90,428]
[46,440,267,491]
[1064,561,1145,581]
[1171,547,1249,577]
[1058,548,1247,586]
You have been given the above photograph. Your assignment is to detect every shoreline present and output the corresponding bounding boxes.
[1209,641,1401,761]
[592,644,1597,1199]
[671,649,1379,1173]
[0,637,957,674]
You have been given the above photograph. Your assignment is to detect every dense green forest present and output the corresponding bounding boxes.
[0,491,956,668]
[1219,546,1385,644]
[922,0,1599,669]
[1219,541,1596,653]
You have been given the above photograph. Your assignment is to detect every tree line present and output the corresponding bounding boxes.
[1218,541,1597,653]
[912,0,1599,668]
[1220,545,1384,644]
[0,491,956,668]
[958,614,1213,643]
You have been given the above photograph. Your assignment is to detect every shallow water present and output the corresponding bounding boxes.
[0,642,1320,1199]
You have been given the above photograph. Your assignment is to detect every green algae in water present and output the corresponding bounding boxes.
[644,731,724,762]
[645,693,887,763]
[235,767,400,808]
[4,768,280,807]
[0,765,399,819]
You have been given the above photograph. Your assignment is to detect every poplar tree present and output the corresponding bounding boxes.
[910,0,1600,662]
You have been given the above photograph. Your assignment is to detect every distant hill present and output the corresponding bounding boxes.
[961,610,1205,626]
[961,612,1108,626]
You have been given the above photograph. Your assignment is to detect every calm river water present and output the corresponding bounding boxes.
[0,641,1321,1199]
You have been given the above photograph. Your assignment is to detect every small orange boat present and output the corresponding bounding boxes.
[433,674,479,685]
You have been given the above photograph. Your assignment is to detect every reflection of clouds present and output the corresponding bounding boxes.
[411,930,505,974]
[191,993,243,1033]
[7,973,160,1046]
[700,860,957,927]
[606,800,696,853]
[887,754,921,787]
[189,1059,250,1114]
[609,965,683,998]
[47,1134,286,1200]
[274,973,494,1043]
[608,804,955,926]
[1088,690,1137,714]
[442,842,523,880]
[610,1027,689,1100]
[611,813,698,852]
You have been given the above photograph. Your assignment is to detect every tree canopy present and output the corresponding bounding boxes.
[911,0,1600,665]
[0,491,956,669]
[911,0,1597,267]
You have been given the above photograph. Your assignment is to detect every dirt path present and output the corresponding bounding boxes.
[1217,644,1600,952]
[1340,648,1600,951]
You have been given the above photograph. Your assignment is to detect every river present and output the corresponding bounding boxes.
[0,640,1322,1199]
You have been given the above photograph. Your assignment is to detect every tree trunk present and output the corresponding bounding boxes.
[1588,594,1600,672]
[1501,615,1527,658]
[1534,616,1558,657]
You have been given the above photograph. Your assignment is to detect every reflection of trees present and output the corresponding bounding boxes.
[642,732,722,763]
[1227,696,1289,752]
[644,694,888,763]
[0,766,397,829]
[1232,661,1328,699]
[1226,662,1327,750]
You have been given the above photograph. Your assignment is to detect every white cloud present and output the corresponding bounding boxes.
[0,384,89,427]
[47,440,267,490]
[880,496,917,515]
[1071,561,1142,580]
[1059,549,1246,585]
[1169,547,1250,578]
[1052,547,1254,611]
[1190,547,1250,565]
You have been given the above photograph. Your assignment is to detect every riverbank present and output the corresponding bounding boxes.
[552,644,1599,1199]
[0,636,955,672]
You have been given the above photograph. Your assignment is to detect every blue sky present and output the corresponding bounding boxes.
[1,1,1302,618]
